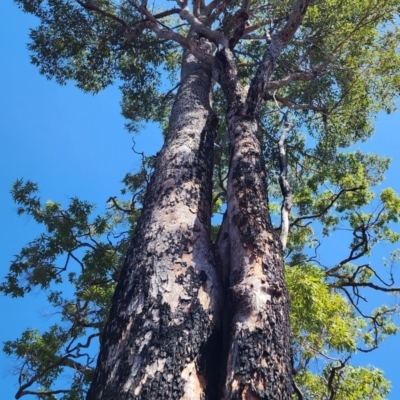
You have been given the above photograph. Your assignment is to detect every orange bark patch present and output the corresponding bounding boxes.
[180,360,207,400]
[242,384,262,400]
[197,284,211,310]
[232,376,240,391]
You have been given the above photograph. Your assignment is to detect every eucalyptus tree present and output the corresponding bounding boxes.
[4,0,400,398]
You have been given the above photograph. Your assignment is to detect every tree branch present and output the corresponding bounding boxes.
[292,380,304,400]
[17,389,73,399]
[228,0,251,49]
[263,92,327,115]
[327,358,348,400]
[77,1,213,63]
[291,187,364,227]
[179,5,228,47]
[266,69,321,90]
[278,114,294,250]
[245,0,312,116]
[76,0,129,26]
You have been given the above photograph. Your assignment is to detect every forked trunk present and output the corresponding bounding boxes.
[89,1,311,396]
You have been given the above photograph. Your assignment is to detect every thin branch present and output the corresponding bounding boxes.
[291,187,364,227]
[15,356,72,399]
[55,356,93,374]
[327,221,369,274]
[67,333,100,354]
[17,389,72,399]
[335,281,400,293]
[266,69,321,90]
[278,113,294,250]
[162,82,180,101]
[107,197,132,214]
[327,358,349,400]
[263,92,327,114]
[245,0,312,116]
[293,380,304,400]
[76,0,129,27]
[77,1,213,63]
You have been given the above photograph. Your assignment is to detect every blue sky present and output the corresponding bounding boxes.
[1,1,400,398]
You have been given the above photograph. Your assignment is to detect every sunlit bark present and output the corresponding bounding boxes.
[88,32,223,400]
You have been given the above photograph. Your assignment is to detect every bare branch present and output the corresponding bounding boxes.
[291,187,364,227]
[278,114,294,250]
[56,356,93,374]
[263,92,327,114]
[67,333,100,354]
[179,6,229,47]
[17,389,73,399]
[266,69,320,90]
[327,358,349,400]
[245,0,312,116]
[335,280,400,293]
[107,196,132,214]
[76,0,129,26]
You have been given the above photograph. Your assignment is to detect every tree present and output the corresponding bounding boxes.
[3,0,400,398]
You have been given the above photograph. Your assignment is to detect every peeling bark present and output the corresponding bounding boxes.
[87,33,223,400]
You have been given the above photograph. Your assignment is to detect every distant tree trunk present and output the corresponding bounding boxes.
[87,32,223,400]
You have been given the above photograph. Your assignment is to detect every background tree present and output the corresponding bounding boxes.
[3,0,400,398]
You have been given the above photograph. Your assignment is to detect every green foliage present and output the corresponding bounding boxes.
[1,168,147,397]
[287,264,358,355]
[15,0,177,131]
[287,262,397,399]
[296,366,391,400]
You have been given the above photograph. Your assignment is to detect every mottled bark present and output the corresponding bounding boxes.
[87,33,222,400]
[211,2,311,397]
[220,108,292,399]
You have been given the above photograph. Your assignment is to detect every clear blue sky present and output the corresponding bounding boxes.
[1,1,400,398]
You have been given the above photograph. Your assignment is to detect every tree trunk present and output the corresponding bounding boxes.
[219,111,292,400]
[87,33,223,400]
[214,46,292,399]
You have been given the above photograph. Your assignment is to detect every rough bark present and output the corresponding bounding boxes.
[87,33,222,400]
[221,109,292,399]
[211,2,311,397]
[213,47,290,399]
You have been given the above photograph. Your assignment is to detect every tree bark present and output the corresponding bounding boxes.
[87,33,223,400]
[214,50,292,398]
[220,108,292,399]
[211,3,311,396]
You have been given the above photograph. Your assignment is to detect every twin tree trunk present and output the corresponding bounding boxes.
[88,31,292,400]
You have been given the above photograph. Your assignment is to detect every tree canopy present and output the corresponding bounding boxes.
[3,0,400,398]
